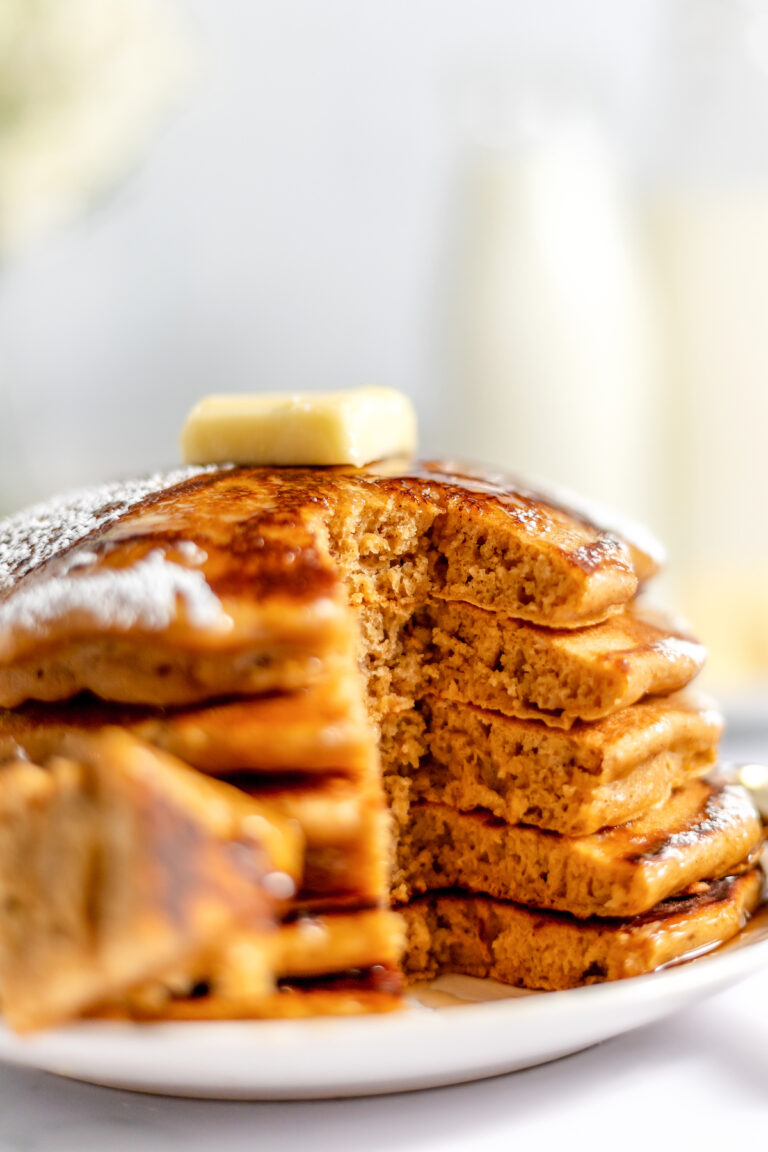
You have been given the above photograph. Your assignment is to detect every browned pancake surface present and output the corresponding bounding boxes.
[403,870,763,990]
[109,905,405,1020]
[0,730,302,1031]
[393,777,762,917]
[0,678,373,776]
[0,694,390,906]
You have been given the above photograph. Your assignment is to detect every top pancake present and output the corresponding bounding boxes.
[0,462,660,707]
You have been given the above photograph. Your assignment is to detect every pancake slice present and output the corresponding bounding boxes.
[403,871,764,990]
[0,636,356,711]
[243,777,391,904]
[0,676,373,777]
[102,968,404,1021]
[274,906,404,978]
[393,777,763,917]
[382,693,722,836]
[0,468,354,709]
[134,679,374,776]
[362,600,705,726]
[419,600,703,725]
[339,460,659,623]
[0,692,390,908]
[98,906,405,1021]
[0,731,302,1032]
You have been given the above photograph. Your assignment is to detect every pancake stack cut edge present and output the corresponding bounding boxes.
[0,459,762,1029]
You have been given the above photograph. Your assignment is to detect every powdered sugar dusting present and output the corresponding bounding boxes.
[0,466,215,596]
[572,535,629,573]
[0,549,230,656]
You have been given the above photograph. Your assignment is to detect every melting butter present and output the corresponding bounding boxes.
[181,388,417,467]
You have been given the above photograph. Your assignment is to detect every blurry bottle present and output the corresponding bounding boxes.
[647,0,768,689]
[442,90,657,524]
[0,0,190,514]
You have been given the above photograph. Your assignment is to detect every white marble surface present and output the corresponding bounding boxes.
[0,720,765,1151]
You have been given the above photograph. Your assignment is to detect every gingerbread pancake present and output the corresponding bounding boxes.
[403,871,764,990]
[393,776,763,917]
[0,731,301,1032]
[382,692,722,836]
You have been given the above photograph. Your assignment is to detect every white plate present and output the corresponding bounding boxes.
[0,902,767,1100]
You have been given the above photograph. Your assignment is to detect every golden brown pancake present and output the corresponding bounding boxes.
[382,692,722,836]
[273,907,404,979]
[403,870,764,990]
[393,777,763,917]
[0,678,373,776]
[0,461,660,707]
[0,731,302,1032]
[108,905,406,1021]
[0,692,390,907]
[102,967,405,1021]
[362,599,705,727]
[240,775,390,905]
[135,680,374,776]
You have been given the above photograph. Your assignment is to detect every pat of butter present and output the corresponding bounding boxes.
[181,388,417,467]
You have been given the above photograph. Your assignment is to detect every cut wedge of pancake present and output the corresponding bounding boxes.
[97,907,405,1021]
[0,696,390,907]
[361,599,705,726]
[0,731,302,1032]
[418,600,703,725]
[330,461,657,622]
[100,969,404,1021]
[393,777,762,917]
[0,461,660,707]
[403,870,764,990]
[382,693,722,836]
[274,907,404,978]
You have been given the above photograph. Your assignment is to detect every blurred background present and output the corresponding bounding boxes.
[0,0,766,713]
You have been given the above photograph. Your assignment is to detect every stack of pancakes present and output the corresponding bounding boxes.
[0,467,403,1028]
[0,676,403,1028]
[0,461,762,1027]
[380,610,764,986]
